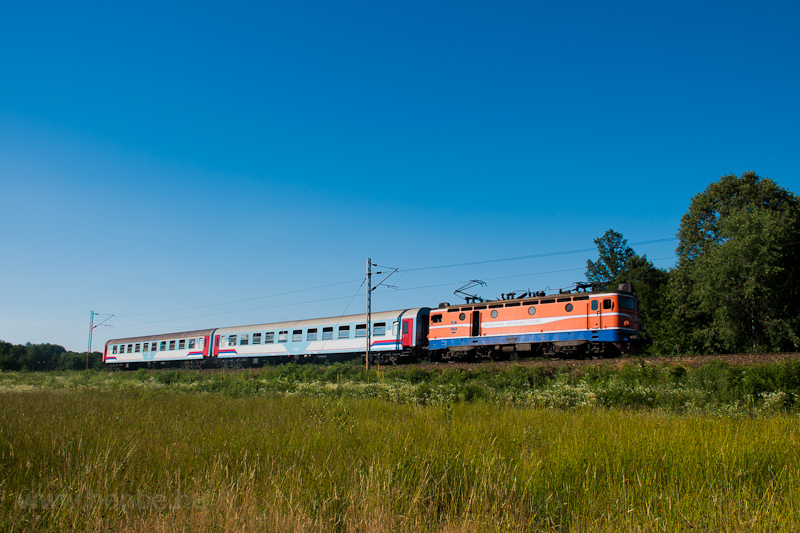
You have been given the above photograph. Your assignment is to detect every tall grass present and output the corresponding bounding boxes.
[1,389,799,531]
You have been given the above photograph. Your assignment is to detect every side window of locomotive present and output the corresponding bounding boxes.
[373,322,386,336]
[322,327,333,340]
[603,299,613,310]
[431,314,443,324]
[592,300,599,311]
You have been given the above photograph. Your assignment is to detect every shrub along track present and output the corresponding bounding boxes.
[405,352,800,372]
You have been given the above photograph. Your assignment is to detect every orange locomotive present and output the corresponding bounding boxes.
[427,283,640,360]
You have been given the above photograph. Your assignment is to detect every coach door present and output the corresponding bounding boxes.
[401,319,414,347]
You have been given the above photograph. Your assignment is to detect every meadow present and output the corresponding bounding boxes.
[1,360,800,532]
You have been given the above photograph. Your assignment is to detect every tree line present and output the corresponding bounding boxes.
[0,341,103,371]
[587,171,800,355]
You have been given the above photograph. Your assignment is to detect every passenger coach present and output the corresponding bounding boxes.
[103,308,430,368]
[213,307,430,365]
[104,330,214,368]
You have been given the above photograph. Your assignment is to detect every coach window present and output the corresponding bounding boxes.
[322,327,333,340]
[112,345,118,354]
[228,335,237,346]
[188,339,196,349]
[307,328,318,341]
[179,340,186,350]
[240,334,249,346]
[292,330,302,342]
[355,324,367,338]
[252,333,261,345]
[528,306,536,316]
[338,326,350,339]
[127,344,133,353]
[134,344,140,353]
[373,322,386,336]
[278,331,288,343]
[393,321,400,336]
[169,340,176,350]
[264,332,274,344]
[565,303,573,312]
[158,341,165,351]
[143,343,150,352]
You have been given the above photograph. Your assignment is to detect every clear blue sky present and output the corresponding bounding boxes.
[2,0,798,352]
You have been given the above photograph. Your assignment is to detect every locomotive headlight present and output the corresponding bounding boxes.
[623,319,630,327]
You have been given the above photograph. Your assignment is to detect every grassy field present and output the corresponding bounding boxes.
[1,363,800,531]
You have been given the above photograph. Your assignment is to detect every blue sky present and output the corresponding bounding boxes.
[1,0,798,352]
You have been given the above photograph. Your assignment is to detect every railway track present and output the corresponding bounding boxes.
[395,352,800,372]
[185,352,800,374]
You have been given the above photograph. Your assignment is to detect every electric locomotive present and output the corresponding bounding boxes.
[427,283,640,360]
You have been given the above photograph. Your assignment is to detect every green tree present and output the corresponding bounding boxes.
[585,230,636,286]
[586,230,670,353]
[670,172,800,353]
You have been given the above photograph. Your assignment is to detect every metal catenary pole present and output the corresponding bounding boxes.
[87,311,95,370]
[366,258,371,371]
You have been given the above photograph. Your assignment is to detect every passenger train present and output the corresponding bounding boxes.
[104,283,640,368]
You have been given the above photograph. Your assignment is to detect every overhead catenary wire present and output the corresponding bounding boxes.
[21,238,679,344]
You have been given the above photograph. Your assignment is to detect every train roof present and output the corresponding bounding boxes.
[434,284,636,311]
[214,307,430,334]
[106,329,216,346]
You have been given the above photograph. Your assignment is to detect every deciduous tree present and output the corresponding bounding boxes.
[670,172,800,353]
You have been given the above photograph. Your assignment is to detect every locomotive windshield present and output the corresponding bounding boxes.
[619,297,636,310]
